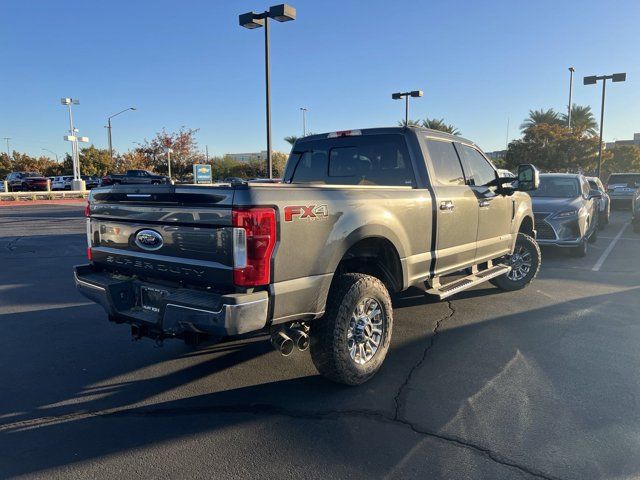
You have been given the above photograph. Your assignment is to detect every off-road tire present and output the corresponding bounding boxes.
[310,273,393,385]
[588,224,598,243]
[490,233,541,291]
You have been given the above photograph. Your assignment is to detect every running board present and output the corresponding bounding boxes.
[426,264,511,300]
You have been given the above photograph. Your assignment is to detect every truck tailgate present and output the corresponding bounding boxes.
[89,185,235,287]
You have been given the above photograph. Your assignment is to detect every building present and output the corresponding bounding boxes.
[605,133,640,150]
[225,150,283,163]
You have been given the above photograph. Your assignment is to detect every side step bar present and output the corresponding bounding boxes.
[426,263,511,300]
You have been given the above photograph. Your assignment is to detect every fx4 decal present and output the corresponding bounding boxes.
[284,204,329,222]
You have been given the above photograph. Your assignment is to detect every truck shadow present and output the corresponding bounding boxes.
[2,287,639,479]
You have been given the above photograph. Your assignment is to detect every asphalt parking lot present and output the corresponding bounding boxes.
[1,204,639,480]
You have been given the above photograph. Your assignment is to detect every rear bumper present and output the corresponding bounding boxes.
[74,264,269,339]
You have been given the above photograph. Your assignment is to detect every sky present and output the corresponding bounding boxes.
[1,0,639,160]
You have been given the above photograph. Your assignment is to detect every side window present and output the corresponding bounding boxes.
[458,145,496,187]
[290,150,328,183]
[425,139,465,186]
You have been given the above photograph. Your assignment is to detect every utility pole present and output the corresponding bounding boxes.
[567,67,575,128]
[2,137,10,158]
[206,145,209,162]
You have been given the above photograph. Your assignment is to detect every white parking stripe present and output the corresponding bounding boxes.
[592,222,629,272]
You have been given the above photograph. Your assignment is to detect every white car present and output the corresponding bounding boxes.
[52,176,73,190]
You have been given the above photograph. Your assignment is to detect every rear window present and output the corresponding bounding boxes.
[285,134,415,186]
[607,174,640,186]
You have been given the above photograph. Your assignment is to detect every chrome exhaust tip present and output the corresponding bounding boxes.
[271,331,294,356]
[288,329,310,351]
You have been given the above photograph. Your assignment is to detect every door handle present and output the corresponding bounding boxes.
[440,200,455,211]
[478,199,491,208]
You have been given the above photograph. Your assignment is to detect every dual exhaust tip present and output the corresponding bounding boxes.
[271,329,309,356]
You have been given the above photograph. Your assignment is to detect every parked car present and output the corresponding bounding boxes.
[5,172,48,192]
[587,176,610,227]
[75,126,541,385]
[606,172,640,209]
[497,169,516,178]
[82,175,101,189]
[530,173,601,257]
[101,170,170,186]
[52,175,74,190]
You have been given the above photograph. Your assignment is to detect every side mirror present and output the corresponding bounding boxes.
[589,189,602,199]
[516,164,540,191]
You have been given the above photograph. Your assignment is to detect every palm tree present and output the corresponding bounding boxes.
[398,119,422,127]
[561,105,598,136]
[284,135,298,145]
[422,118,460,135]
[520,108,563,133]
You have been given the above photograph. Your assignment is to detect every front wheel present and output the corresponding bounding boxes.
[490,233,541,291]
[310,273,393,385]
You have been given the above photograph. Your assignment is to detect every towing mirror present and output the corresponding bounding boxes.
[516,164,540,191]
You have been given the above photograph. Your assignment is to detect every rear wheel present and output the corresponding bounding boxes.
[490,233,541,291]
[310,273,392,385]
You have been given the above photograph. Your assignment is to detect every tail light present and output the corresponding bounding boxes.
[232,207,276,286]
[85,201,92,261]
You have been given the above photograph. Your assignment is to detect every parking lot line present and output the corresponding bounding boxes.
[592,222,629,272]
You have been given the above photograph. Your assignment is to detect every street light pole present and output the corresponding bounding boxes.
[264,15,272,178]
[300,107,307,136]
[240,4,296,179]
[164,147,173,179]
[392,90,424,126]
[107,118,113,160]
[584,72,626,179]
[106,107,136,161]
[42,148,59,162]
[2,137,10,158]
[567,67,575,128]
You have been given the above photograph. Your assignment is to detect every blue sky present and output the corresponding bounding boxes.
[1,0,638,160]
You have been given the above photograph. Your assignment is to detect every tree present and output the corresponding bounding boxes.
[602,146,640,179]
[505,123,604,174]
[422,118,460,135]
[561,104,598,136]
[284,135,298,145]
[520,108,563,134]
[397,119,422,127]
[136,127,204,179]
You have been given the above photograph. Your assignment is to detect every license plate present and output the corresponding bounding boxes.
[140,286,169,313]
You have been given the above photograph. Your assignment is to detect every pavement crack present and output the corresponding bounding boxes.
[110,403,559,480]
[393,299,456,421]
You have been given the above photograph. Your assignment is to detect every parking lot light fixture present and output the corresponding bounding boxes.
[107,107,136,161]
[583,72,627,178]
[239,4,297,179]
[392,90,423,126]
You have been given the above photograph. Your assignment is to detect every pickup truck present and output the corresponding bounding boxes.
[101,169,171,186]
[75,127,540,385]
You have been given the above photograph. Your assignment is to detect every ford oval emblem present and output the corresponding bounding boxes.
[134,229,163,251]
